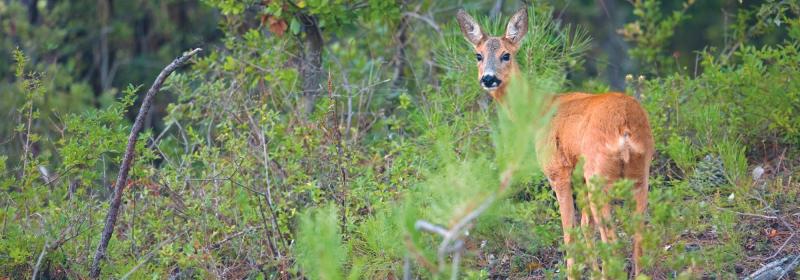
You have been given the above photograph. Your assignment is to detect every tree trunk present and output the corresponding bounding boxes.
[299,13,324,116]
[392,7,410,89]
[600,0,630,91]
[97,0,113,92]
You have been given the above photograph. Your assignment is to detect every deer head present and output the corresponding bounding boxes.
[457,8,528,99]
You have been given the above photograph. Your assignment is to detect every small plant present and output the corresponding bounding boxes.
[295,204,360,280]
[689,154,729,192]
[714,139,748,185]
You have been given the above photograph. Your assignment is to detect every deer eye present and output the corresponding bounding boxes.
[501,53,511,61]
[476,53,483,62]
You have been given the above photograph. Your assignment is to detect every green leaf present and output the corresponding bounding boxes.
[290,17,301,35]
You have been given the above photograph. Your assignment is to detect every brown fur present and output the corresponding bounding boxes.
[458,8,656,278]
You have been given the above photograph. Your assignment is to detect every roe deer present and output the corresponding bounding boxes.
[456,8,655,278]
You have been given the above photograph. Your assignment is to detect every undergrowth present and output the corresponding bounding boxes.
[0,1,798,279]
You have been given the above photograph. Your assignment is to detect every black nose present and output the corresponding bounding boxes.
[481,75,501,88]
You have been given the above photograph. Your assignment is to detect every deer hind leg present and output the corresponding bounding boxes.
[625,155,651,276]
[583,157,621,245]
[580,205,600,273]
[632,176,648,276]
[582,155,624,280]
[580,206,594,242]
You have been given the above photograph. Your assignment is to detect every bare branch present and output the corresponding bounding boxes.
[414,220,450,237]
[89,48,201,279]
[31,240,47,280]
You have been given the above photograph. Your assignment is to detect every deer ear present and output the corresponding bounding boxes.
[457,9,485,46]
[504,7,528,46]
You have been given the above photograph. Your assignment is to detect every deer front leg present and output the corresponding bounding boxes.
[550,177,577,279]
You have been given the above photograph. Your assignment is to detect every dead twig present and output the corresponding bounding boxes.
[763,217,798,261]
[764,231,797,261]
[31,240,48,280]
[412,194,496,279]
[714,206,778,220]
[403,12,442,34]
[243,107,284,259]
[745,255,800,280]
[326,72,350,233]
[203,226,264,251]
[89,48,201,278]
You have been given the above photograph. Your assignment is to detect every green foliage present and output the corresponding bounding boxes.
[202,0,254,16]
[665,134,697,174]
[0,0,218,163]
[2,1,800,279]
[643,40,800,160]
[627,2,800,277]
[295,204,352,280]
[10,48,44,190]
[715,139,748,185]
[619,0,695,74]
[0,70,137,277]
[60,85,139,175]
[494,77,554,177]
